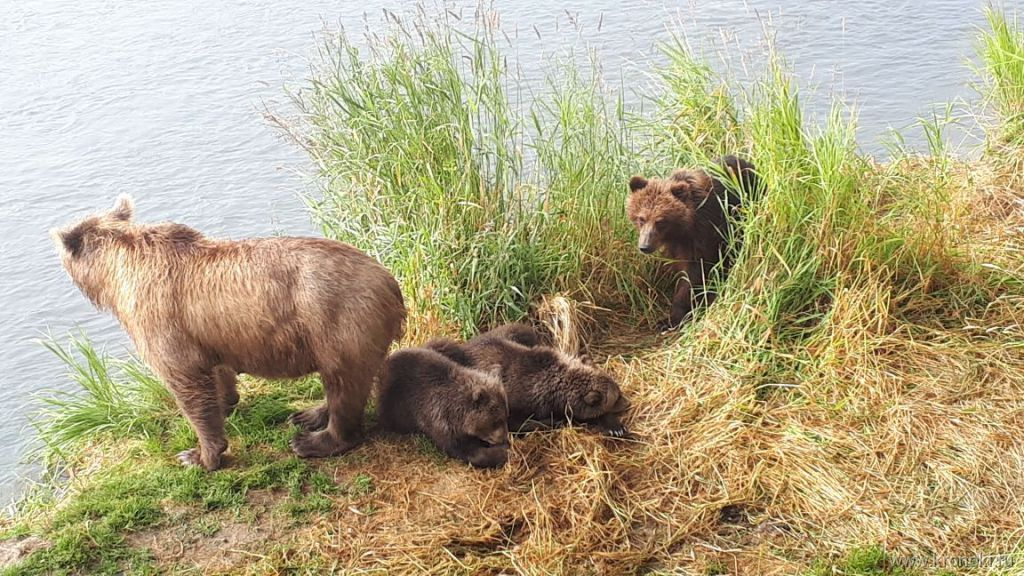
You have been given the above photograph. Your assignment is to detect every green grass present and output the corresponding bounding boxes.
[2,454,346,575]
[644,34,743,169]
[979,7,1024,149]
[8,340,350,574]
[805,545,917,576]
[294,9,658,337]
[3,447,344,574]
[34,335,176,457]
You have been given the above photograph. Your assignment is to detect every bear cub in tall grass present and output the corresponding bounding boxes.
[428,324,631,437]
[627,155,759,329]
[377,347,510,468]
[52,195,405,470]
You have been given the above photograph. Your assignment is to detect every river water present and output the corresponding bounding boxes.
[0,0,1016,503]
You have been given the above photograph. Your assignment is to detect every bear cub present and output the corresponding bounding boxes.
[377,347,510,468]
[427,324,631,437]
[627,155,759,329]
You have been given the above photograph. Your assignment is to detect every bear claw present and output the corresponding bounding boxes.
[289,405,329,431]
[604,426,630,439]
[177,448,203,467]
[657,319,682,333]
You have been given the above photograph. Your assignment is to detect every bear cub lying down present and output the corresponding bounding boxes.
[427,324,632,438]
[377,323,631,468]
[376,348,511,468]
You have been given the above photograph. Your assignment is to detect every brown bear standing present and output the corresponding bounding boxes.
[627,155,759,329]
[52,195,405,470]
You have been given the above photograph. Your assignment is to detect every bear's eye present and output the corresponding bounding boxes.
[654,219,666,228]
[636,217,647,226]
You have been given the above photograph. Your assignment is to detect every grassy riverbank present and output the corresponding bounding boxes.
[3,6,1024,575]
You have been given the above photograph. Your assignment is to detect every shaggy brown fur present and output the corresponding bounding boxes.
[377,347,509,468]
[627,155,759,328]
[420,324,543,368]
[427,327,630,437]
[52,195,405,470]
[475,323,546,348]
[291,324,546,434]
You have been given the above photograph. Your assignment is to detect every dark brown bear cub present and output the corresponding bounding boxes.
[627,155,759,329]
[427,325,631,437]
[377,347,510,468]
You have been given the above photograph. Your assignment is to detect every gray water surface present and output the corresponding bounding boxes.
[1,0,1015,503]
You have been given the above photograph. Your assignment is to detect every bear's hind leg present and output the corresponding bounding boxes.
[291,357,376,458]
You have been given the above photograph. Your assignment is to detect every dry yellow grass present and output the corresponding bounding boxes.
[264,161,1020,575]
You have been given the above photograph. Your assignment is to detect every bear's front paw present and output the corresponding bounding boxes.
[177,447,227,470]
[468,444,509,468]
[588,413,631,439]
[604,425,631,439]
[657,317,683,333]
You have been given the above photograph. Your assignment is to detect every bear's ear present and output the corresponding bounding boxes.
[578,353,593,366]
[110,194,134,221]
[669,181,693,204]
[670,168,690,182]
[51,225,86,258]
[484,363,503,379]
[628,176,648,193]
[472,387,486,405]
[583,390,603,406]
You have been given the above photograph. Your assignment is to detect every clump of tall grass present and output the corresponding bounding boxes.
[979,7,1024,151]
[645,35,743,170]
[293,8,657,338]
[34,335,175,457]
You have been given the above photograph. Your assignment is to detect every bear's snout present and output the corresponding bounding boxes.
[637,228,658,254]
[481,427,509,447]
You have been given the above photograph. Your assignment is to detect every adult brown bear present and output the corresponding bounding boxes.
[52,195,405,470]
[627,155,759,329]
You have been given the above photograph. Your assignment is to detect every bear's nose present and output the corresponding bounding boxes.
[611,395,631,413]
[486,430,509,446]
[639,245,654,254]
